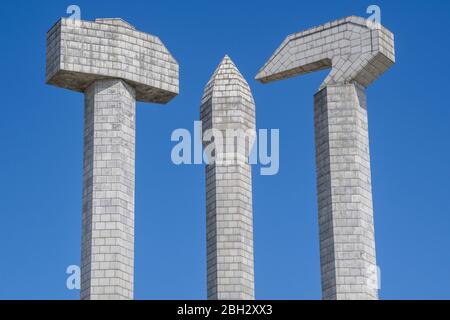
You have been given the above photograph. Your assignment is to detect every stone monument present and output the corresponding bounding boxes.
[201,55,256,300]
[256,16,395,300]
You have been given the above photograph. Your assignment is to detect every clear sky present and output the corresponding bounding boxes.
[0,0,449,300]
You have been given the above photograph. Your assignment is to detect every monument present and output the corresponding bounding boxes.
[200,55,256,300]
[46,17,179,299]
[256,16,395,299]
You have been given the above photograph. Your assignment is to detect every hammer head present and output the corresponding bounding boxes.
[46,18,179,103]
[255,16,395,89]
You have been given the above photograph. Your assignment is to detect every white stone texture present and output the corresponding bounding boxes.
[46,18,179,103]
[255,16,395,89]
[200,56,256,300]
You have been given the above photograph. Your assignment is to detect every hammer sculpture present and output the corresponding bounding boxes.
[256,16,395,299]
[46,17,179,299]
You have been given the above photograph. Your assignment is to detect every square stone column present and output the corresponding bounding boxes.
[314,83,378,300]
[81,79,136,300]
[201,56,256,300]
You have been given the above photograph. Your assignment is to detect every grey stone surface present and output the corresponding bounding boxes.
[255,16,394,89]
[46,18,179,103]
[46,17,179,300]
[256,16,395,300]
[315,83,377,300]
[200,56,256,300]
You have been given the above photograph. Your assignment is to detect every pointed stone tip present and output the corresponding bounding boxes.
[208,54,241,81]
[202,55,253,102]
[223,54,231,60]
[218,54,232,67]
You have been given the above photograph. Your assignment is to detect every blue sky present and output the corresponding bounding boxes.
[0,0,449,299]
